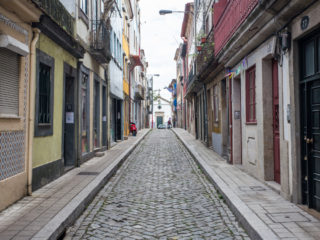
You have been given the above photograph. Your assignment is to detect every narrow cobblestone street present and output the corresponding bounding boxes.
[65,130,249,239]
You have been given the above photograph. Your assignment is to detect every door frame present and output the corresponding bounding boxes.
[299,29,320,209]
[93,75,100,149]
[62,62,77,169]
[272,59,281,184]
[102,84,107,147]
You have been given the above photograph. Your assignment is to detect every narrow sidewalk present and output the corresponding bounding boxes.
[173,128,320,240]
[0,129,150,240]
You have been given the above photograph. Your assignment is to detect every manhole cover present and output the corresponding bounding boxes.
[78,172,99,175]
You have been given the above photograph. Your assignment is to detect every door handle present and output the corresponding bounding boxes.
[304,136,313,144]
[306,138,313,144]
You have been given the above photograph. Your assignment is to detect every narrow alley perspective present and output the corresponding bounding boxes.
[65,130,248,239]
[3,0,320,239]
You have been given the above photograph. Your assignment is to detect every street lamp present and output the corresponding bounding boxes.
[159,10,187,15]
[159,7,197,131]
[159,7,197,75]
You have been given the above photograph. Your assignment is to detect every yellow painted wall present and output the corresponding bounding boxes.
[122,34,130,57]
[123,33,130,137]
[123,78,129,95]
[32,34,77,168]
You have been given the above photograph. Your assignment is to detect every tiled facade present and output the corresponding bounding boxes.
[0,16,29,180]
[0,131,25,181]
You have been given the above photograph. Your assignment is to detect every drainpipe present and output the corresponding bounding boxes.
[27,28,40,195]
[203,83,209,147]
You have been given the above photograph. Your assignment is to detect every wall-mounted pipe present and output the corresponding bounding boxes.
[27,28,40,195]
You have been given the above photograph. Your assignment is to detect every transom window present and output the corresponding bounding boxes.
[302,34,320,78]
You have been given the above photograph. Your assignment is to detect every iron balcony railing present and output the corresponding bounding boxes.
[33,0,74,36]
[134,83,145,100]
[196,27,215,75]
[186,28,215,93]
[90,20,111,64]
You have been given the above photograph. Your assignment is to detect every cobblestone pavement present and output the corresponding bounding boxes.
[65,130,249,240]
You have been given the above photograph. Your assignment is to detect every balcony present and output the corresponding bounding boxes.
[214,0,259,55]
[186,29,215,96]
[32,0,74,36]
[134,83,145,100]
[196,28,215,76]
[90,20,111,64]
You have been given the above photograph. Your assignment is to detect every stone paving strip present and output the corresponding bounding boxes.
[0,129,150,240]
[172,128,320,240]
[65,129,249,240]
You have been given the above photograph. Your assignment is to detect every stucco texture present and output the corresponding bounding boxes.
[32,34,77,168]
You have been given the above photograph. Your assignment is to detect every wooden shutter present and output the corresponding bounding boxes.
[0,48,20,116]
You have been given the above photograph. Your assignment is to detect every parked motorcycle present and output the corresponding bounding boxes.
[130,122,137,136]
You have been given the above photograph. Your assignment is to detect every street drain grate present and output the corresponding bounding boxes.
[78,171,99,176]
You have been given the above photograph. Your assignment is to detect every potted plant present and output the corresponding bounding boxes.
[197,45,202,51]
[201,37,206,44]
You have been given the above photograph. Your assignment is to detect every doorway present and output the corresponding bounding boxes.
[157,116,163,127]
[102,85,107,147]
[300,31,320,211]
[232,76,242,165]
[116,99,122,140]
[272,59,280,184]
[93,80,100,149]
[63,75,76,168]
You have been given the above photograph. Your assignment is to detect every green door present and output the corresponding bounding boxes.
[157,116,163,127]
[300,32,320,211]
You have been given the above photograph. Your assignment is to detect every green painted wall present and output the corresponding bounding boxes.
[32,34,77,168]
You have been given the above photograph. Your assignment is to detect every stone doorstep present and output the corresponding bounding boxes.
[172,128,320,240]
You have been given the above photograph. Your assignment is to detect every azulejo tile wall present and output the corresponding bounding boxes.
[0,131,25,181]
[0,33,29,181]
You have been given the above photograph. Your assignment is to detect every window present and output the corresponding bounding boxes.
[114,33,117,58]
[0,48,20,117]
[80,0,88,15]
[101,0,104,13]
[35,49,54,137]
[110,30,113,54]
[246,66,256,123]
[38,63,51,124]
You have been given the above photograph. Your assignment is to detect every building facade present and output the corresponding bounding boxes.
[176,0,320,213]
[0,0,41,211]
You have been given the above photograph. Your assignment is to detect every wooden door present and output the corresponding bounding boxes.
[300,32,320,211]
[309,80,320,210]
[272,60,280,184]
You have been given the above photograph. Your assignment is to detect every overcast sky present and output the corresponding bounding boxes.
[140,0,190,100]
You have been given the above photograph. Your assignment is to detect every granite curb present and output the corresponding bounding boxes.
[172,128,278,240]
[31,129,151,240]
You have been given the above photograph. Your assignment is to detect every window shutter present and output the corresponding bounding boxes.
[0,48,20,116]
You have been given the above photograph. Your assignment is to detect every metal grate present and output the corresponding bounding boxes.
[78,171,99,176]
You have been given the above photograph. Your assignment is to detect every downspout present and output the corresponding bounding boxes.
[203,83,208,147]
[27,28,40,195]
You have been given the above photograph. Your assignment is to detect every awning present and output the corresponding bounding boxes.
[130,55,144,71]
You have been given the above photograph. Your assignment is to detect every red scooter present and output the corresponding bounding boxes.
[130,122,137,136]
